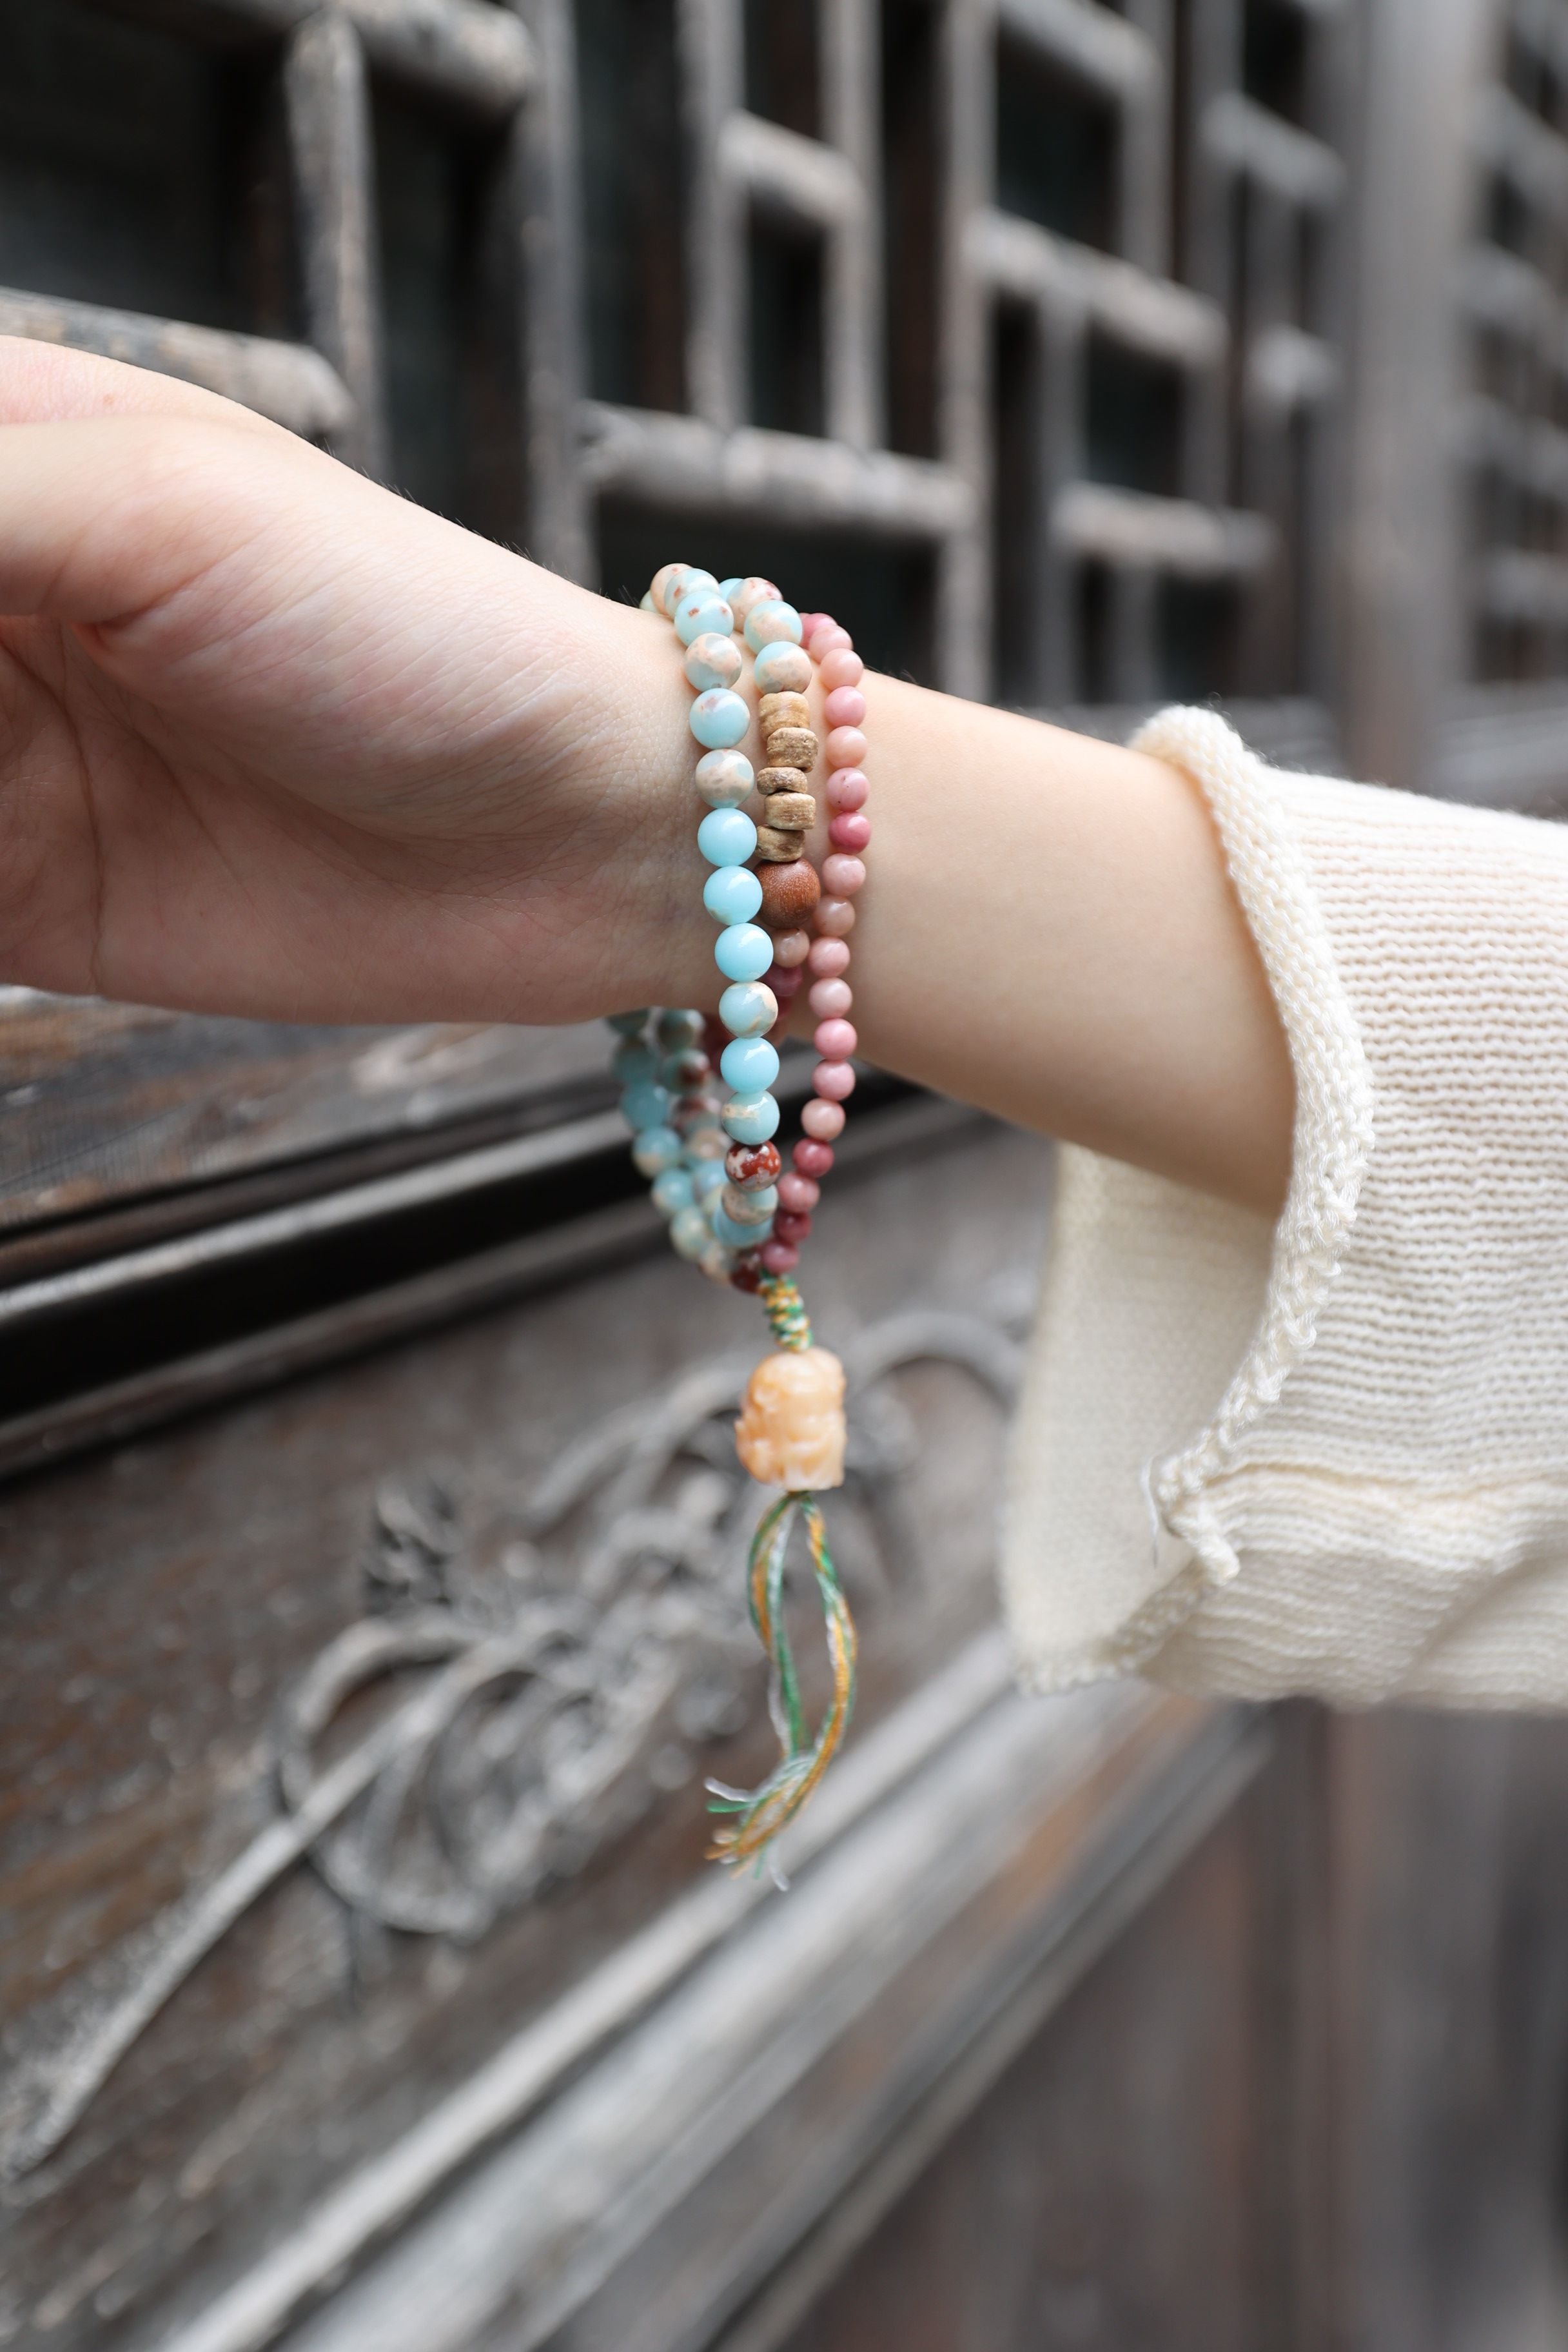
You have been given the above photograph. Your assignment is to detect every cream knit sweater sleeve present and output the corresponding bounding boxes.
[1001,705,1568,1711]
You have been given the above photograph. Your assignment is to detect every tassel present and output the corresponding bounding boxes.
[707,1489,858,1870]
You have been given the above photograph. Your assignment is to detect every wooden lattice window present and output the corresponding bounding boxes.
[1460,0,1568,685]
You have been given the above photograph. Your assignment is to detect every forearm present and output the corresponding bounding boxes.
[611,607,1293,1215]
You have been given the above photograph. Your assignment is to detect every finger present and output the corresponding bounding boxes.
[0,335,284,436]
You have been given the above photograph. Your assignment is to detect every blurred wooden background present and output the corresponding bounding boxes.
[4,3,1568,2346]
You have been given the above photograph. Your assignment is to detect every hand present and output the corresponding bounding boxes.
[0,338,709,1025]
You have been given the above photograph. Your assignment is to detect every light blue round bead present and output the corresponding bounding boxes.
[690,1160,727,1204]
[694,749,754,808]
[663,565,715,614]
[718,577,745,600]
[743,598,803,652]
[670,1204,712,1259]
[712,1205,774,1250]
[605,1008,650,1035]
[697,806,758,867]
[689,689,750,749]
[620,1081,672,1131]
[611,1037,656,1086]
[720,1035,780,1092]
[719,979,778,1037]
[703,864,763,925]
[651,1167,694,1219]
[674,593,734,646]
[640,589,656,611]
[753,639,810,693]
[722,1090,781,1144]
[714,923,772,982]
[632,1124,683,1176]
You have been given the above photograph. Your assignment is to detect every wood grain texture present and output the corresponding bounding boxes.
[0,1124,1047,2350]
[0,994,603,1246]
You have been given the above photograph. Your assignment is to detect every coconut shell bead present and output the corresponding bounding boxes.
[734,1346,847,1490]
[757,858,820,929]
[756,824,808,861]
[762,792,816,832]
[758,766,808,797]
[759,691,811,732]
[765,725,818,774]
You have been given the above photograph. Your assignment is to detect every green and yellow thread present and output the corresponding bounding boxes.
[707,1488,858,1870]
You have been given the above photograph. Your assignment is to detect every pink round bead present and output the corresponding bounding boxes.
[825,726,868,769]
[822,686,867,729]
[814,1018,858,1060]
[767,963,804,1001]
[778,1172,821,1213]
[801,1097,847,1141]
[793,1139,834,1177]
[772,1210,812,1246]
[818,647,864,691]
[812,625,852,656]
[772,927,811,967]
[829,812,872,852]
[761,1240,801,1275]
[826,768,868,811]
[814,896,857,937]
[798,612,827,640]
[807,935,852,977]
[821,854,867,897]
[808,976,852,1018]
[813,1059,857,1102]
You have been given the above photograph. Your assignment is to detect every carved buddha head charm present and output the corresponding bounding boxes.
[734,1346,847,1491]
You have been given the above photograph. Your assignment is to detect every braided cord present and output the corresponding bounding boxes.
[758,1274,812,1351]
[707,1490,858,1869]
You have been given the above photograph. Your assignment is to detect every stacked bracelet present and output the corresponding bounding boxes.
[605,559,870,1873]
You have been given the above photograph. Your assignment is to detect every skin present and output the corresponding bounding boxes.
[0,336,1294,1213]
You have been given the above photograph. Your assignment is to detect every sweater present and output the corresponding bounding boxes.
[1001,706,1568,1711]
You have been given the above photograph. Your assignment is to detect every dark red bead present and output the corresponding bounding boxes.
[726,1141,781,1190]
[730,1250,765,1295]
[767,963,804,1001]
[792,1139,835,1177]
[772,1210,812,1246]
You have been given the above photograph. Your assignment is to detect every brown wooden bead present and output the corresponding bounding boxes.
[757,766,808,796]
[758,691,811,732]
[756,825,811,862]
[726,1141,782,1190]
[765,725,818,773]
[761,792,815,831]
[758,858,821,926]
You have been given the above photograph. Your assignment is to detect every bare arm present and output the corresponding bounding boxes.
[0,338,1293,1215]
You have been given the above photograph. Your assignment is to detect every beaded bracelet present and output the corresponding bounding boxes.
[606,563,872,1872]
